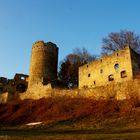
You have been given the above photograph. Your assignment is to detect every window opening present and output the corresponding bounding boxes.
[108,74,114,81]
[121,71,127,78]
[88,74,90,77]
[114,64,119,70]
[21,77,25,80]
[84,85,88,88]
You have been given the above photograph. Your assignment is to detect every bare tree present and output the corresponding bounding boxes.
[73,47,96,64]
[101,30,140,55]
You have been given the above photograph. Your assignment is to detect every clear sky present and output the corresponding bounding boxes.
[0,0,140,78]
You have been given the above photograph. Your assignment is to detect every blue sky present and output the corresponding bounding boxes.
[0,0,140,78]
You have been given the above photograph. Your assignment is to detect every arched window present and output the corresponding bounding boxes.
[16,83,27,93]
[114,64,119,70]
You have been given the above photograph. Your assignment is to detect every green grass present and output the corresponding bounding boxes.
[1,127,140,140]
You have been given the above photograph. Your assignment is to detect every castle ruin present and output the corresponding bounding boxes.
[1,41,140,103]
[29,41,58,88]
[79,47,140,89]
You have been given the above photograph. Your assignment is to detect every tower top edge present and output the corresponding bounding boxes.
[32,40,58,49]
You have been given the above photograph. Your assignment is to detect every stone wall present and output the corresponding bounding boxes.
[79,79,140,100]
[1,79,140,102]
[0,92,8,104]
[28,41,58,88]
[131,48,140,75]
[19,79,140,101]
[79,47,133,89]
[20,82,52,100]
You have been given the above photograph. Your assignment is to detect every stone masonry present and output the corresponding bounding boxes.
[28,41,58,88]
[79,47,140,89]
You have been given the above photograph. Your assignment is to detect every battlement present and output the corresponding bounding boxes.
[32,41,58,53]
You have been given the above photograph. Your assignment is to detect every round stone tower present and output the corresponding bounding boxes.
[28,41,58,88]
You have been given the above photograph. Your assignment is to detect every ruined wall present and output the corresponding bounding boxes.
[28,41,58,88]
[79,47,133,89]
[20,82,52,100]
[19,78,140,101]
[1,79,140,103]
[1,43,140,103]
[0,92,8,104]
[130,48,140,76]
[79,79,140,100]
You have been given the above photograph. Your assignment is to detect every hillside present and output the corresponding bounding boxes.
[0,96,140,129]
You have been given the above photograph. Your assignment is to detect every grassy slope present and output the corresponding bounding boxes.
[0,97,140,127]
[1,97,140,139]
